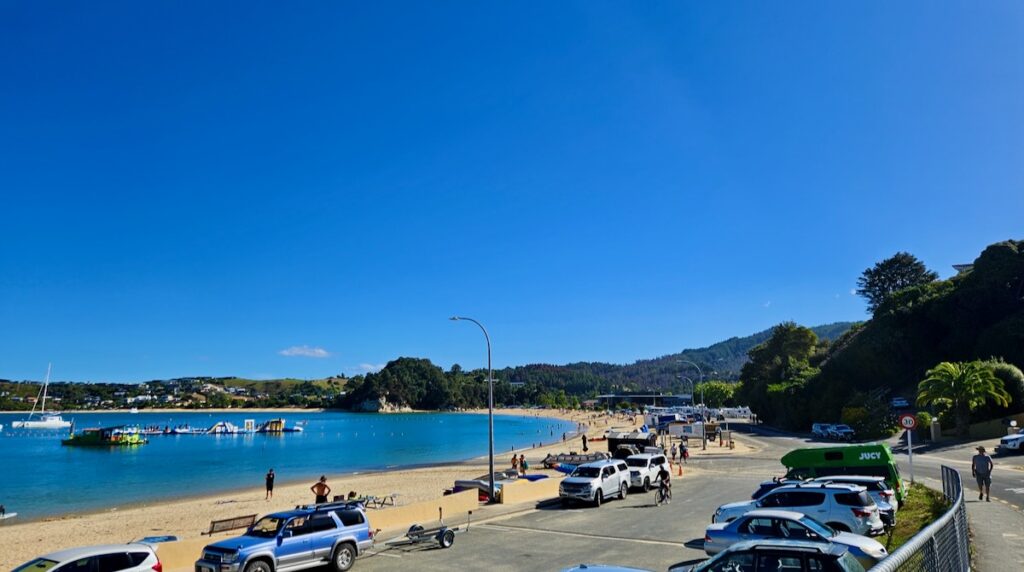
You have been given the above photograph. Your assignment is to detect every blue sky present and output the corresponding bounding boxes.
[2,2,1022,382]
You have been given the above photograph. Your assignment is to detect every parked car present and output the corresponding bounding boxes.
[827,425,856,441]
[811,476,898,526]
[194,501,374,572]
[712,483,885,537]
[703,509,888,568]
[559,459,631,506]
[996,428,1024,456]
[811,423,834,439]
[625,453,670,492]
[14,543,162,572]
[672,539,866,572]
[751,478,805,500]
[781,444,907,506]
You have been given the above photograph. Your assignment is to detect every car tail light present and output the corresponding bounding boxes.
[152,560,163,572]
[852,508,873,518]
[705,534,713,543]
[880,491,893,501]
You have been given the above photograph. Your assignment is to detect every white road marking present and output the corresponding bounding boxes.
[480,523,684,548]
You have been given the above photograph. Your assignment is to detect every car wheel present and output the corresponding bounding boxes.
[244,560,272,572]
[619,482,628,500]
[332,543,356,572]
[593,489,603,507]
[643,478,651,492]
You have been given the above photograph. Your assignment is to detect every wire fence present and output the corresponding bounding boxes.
[870,465,970,571]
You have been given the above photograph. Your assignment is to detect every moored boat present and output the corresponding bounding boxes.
[62,425,148,447]
[12,365,72,430]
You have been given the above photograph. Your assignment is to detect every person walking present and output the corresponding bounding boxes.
[670,443,678,463]
[519,454,528,475]
[681,443,689,464]
[582,434,589,453]
[265,468,275,500]
[311,476,331,504]
[972,446,994,502]
[511,454,520,473]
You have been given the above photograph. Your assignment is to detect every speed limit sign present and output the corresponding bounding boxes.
[899,413,917,430]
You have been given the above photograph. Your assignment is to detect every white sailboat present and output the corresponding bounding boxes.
[12,364,72,430]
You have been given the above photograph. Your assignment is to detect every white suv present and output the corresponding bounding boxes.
[712,483,885,536]
[997,428,1024,455]
[559,459,631,507]
[14,543,162,572]
[625,453,670,492]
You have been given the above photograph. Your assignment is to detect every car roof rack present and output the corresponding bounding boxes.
[294,501,365,512]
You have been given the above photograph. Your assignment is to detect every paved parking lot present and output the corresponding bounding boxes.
[357,452,786,571]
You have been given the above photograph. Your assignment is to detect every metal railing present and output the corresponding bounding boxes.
[870,465,970,571]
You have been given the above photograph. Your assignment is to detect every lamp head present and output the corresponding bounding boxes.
[449,316,460,321]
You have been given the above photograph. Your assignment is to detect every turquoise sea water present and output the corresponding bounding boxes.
[0,410,575,520]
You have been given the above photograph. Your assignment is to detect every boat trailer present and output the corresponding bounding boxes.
[383,508,470,550]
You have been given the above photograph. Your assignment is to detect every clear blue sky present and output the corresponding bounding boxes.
[2,2,1022,382]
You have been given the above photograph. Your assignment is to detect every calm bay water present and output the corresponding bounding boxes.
[0,410,575,520]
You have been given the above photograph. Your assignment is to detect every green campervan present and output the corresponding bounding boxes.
[781,443,907,505]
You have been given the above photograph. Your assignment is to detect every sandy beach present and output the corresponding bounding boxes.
[0,408,642,568]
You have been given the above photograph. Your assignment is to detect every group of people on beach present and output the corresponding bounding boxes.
[510,453,529,475]
[263,468,332,505]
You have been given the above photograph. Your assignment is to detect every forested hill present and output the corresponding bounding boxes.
[501,322,855,392]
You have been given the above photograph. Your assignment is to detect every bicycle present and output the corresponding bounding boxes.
[655,483,672,506]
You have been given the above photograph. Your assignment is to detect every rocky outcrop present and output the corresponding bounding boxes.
[353,394,412,413]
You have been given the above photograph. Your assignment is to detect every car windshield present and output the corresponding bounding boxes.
[571,467,601,478]
[626,458,648,467]
[13,559,59,572]
[799,515,838,538]
[247,516,286,537]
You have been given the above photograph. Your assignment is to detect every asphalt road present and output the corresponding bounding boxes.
[354,432,813,572]
[352,428,1024,571]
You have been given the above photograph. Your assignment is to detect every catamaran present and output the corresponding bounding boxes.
[12,364,72,430]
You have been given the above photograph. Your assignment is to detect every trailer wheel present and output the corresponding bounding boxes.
[439,529,456,548]
[407,524,424,536]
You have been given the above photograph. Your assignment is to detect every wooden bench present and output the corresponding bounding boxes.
[203,514,257,535]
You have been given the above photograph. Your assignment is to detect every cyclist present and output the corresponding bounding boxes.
[656,464,672,504]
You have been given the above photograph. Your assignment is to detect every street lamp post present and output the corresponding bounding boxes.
[450,316,495,503]
[677,360,706,450]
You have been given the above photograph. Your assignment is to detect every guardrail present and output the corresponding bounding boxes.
[870,465,969,571]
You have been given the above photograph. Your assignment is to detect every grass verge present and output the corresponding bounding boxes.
[884,483,950,551]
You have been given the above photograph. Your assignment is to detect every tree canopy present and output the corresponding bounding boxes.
[917,361,1011,437]
[856,252,939,313]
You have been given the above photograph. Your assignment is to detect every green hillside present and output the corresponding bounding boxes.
[740,239,1024,432]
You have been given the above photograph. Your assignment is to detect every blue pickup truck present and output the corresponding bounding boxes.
[194,502,374,572]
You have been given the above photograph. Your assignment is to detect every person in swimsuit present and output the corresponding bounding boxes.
[265,469,275,500]
[311,476,331,504]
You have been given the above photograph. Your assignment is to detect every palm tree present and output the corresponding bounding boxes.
[917,361,1011,437]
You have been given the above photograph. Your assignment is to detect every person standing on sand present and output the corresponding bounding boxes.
[972,446,994,502]
[311,476,331,504]
[265,469,275,500]
[519,454,527,475]
[511,454,519,473]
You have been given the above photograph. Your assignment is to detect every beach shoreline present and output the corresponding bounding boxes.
[0,407,613,568]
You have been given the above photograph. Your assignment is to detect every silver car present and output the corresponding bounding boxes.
[14,543,162,572]
[703,509,887,568]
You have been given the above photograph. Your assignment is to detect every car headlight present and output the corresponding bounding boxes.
[221,553,239,564]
